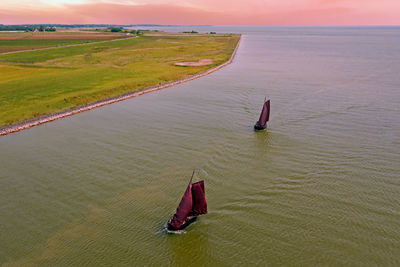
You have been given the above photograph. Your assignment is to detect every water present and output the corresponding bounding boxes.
[1,27,400,266]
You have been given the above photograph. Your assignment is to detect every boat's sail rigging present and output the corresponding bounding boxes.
[167,169,208,231]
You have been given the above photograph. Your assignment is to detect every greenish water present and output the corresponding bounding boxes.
[1,27,400,266]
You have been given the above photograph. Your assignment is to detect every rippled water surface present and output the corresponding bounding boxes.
[1,27,400,266]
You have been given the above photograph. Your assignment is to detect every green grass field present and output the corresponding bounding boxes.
[0,32,240,127]
[0,32,130,53]
[0,39,123,53]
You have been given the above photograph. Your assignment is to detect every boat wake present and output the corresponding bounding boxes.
[164,227,188,235]
[153,223,191,235]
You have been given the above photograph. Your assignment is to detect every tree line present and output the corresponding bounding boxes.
[0,25,56,32]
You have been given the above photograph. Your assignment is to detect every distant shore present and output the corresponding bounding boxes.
[0,35,241,137]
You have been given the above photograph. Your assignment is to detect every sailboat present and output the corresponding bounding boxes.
[167,169,208,232]
[254,98,270,130]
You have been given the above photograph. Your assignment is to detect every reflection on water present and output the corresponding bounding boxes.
[1,27,400,265]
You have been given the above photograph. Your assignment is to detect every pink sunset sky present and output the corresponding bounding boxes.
[1,0,399,25]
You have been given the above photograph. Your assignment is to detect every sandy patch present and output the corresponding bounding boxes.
[175,59,214,67]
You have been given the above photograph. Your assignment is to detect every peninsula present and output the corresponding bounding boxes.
[0,30,240,135]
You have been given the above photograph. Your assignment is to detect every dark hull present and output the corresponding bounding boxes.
[167,216,197,232]
[254,124,266,130]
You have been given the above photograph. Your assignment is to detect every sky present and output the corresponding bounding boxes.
[1,0,399,25]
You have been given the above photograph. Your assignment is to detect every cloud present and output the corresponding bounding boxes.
[0,1,398,25]
[0,3,241,25]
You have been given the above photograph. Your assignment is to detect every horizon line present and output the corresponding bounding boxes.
[1,24,400,27]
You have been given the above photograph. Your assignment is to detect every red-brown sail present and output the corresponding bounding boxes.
[191,181,208,215]
[255,99,270,130]
[167,183,193,230]
[258,99,270,126]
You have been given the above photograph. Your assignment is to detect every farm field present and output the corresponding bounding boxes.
[0,32,240,127]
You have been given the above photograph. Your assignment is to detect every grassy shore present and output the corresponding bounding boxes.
[0,32,240,127]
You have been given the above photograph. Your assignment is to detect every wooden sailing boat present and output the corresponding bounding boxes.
[167,169,208,232]
[254,98,270,130]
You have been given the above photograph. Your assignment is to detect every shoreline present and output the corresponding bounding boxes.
[0,35,241,137]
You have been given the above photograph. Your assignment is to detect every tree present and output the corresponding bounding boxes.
[45,27,56,32]
[110,27,122,32]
